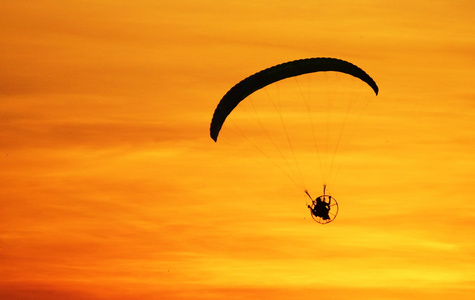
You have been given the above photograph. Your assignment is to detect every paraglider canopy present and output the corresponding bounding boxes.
[210,57,378,142]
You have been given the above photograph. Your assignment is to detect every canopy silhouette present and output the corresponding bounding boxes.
[210,57,379,141]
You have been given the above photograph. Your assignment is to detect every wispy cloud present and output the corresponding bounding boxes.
[1,0,475,299]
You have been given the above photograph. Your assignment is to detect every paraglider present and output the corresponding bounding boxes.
[305,185,338,224]
[210,57,378,223]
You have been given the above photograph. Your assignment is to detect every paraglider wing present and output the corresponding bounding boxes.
[210,57,378,142]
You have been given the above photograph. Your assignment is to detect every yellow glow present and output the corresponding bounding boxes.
[1,0,475,299]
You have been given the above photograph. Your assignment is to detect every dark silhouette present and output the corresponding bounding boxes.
[308,196,331,220]
[210,57,379,142]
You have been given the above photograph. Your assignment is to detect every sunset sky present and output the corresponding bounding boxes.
[1,0,475,299]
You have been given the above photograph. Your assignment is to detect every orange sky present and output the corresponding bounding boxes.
[1,0,475,299]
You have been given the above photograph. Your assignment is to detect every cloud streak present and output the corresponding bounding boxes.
[1,0,475,299]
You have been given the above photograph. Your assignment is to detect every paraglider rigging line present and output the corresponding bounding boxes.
[264,86,306,189]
